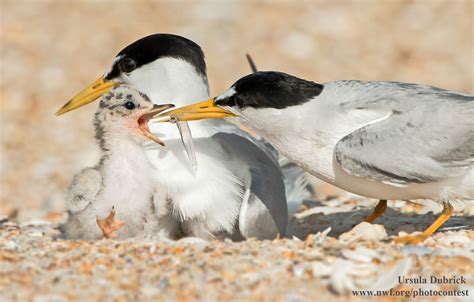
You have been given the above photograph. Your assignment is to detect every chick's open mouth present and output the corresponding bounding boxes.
[137,104,175,146]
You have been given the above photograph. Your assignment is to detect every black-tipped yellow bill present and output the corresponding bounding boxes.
[154,98,236,122]
[55,76,119,115]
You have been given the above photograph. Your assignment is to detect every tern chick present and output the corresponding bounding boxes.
[62,86,173,239]
[160,71,474,243]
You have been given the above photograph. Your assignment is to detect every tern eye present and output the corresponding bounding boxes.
[124,101,136,110]
[119,58,137,73]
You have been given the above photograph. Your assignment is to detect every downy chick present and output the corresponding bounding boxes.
[62,86,173,239]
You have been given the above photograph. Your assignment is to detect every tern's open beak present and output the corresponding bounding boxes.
[138,104,175,146]
[55,76,119,115]
[153,98,236,122]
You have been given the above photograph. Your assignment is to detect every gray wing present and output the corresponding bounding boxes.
[206,118,311,208]
[213,133,288,237]
[65,168,102,214]
[238,190,280,240]
[279,158,312,216]
[335,84,474,185]
[203,119,279,163]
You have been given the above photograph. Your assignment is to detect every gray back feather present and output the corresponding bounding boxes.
[334,81,473,184]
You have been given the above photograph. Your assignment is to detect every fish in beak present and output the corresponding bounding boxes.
[56,76,119,115]
[138,104,175,146]
[154,98,236,122]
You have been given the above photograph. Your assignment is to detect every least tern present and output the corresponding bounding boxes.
[159,71,474,243]
[57,34,310,240]
[62,86,173,240]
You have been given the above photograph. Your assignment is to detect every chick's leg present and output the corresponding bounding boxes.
[96,206,126,239]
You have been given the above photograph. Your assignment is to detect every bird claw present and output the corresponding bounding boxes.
[394,234,427,245]
[96,206,126,239]
[394,202,453,245]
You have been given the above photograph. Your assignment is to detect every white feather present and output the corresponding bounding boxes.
[124,58,246,237]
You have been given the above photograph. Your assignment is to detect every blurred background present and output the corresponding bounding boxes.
[1,0,472,221]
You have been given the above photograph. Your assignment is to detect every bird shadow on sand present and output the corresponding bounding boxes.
[286,204,474,239]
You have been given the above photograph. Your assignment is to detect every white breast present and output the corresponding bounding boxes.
[145,122,244,235]
[122,57,246,236]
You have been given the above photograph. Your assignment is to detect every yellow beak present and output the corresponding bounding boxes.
[155,98,236,122]
[55,76,119,115]
[138,104,175,146]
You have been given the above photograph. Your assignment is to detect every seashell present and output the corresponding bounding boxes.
[342,246,381,263]
[20,219,51,228]
[292,262,308,278]
[339,222,387,242]
[311,261,333,278]
[329,260,357,294]
[400,245,433,256]
[33,294,68,302]
[2,240,17,251]
[438,233,471,246]
[329,259,372,294]
[363,257,412,291]
[26,231,44,237]
[178,236,210,245]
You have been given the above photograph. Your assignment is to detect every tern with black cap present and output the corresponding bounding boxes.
[57,34,311,240]
[158,71,474,243]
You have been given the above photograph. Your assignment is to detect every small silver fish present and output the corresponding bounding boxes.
[152,116,197,174]
[176,120,197,174]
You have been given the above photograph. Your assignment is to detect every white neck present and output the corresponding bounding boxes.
[229,105,339,184]
[98,124,150,168]
[95,125,156,222]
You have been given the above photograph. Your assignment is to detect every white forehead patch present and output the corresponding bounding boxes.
[103,54,124,78]
[215,87,236,101]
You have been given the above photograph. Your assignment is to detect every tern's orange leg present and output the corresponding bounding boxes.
[96,206,126,239]
[365,199,387,223]
[395,202,454,244]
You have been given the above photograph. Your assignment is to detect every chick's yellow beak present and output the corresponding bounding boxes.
[154,98,235,122]
[55,76,119,115]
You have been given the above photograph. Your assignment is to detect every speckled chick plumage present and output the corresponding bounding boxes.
[62,86,160,239]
